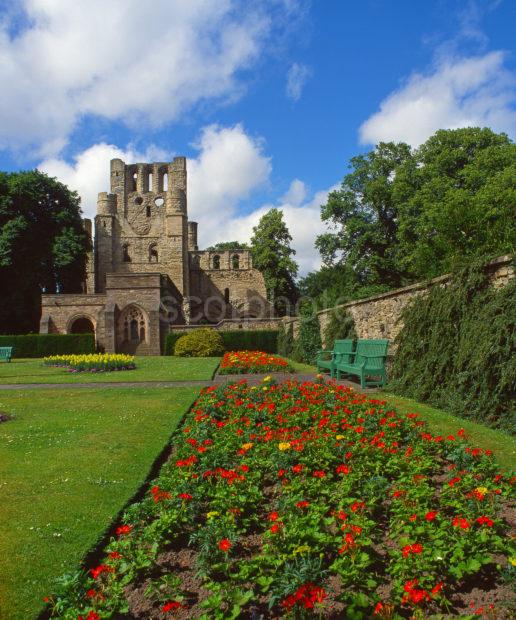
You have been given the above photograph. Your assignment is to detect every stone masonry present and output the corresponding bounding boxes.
[40,158,269,354]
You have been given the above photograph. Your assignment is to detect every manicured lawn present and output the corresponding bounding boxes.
[372,391,516,472]
[288,359,318,374]
[0,356,220,385]
[0,386,199,620]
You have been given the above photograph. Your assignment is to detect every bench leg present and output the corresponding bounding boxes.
[360,373,366,389]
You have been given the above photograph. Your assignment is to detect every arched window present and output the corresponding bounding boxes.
[162,172,168,191]
[146,204,151,217]
[232,254,240,269]
[122,244,131,262]
[213,255,220,270]
[149,243,158,263]
[130,318,139,340]
[132,172,137,191]
[224,287,230,303]
[148,172,153,192]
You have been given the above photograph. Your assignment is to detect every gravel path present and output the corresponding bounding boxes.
[0,372,374,392]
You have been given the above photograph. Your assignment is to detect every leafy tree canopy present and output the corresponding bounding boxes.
[205,241,249,251]
[314,127,515,297]
[0,170,89,333]
[250,208,298,316]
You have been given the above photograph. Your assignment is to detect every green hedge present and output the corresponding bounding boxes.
[165,329,279,355]
[0,334,95,358]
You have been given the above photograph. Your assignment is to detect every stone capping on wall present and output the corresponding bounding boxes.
[170,318,283,332]
[315,254,514,317]
[41,294,107,305]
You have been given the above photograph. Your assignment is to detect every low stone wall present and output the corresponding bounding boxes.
[285,255,514,348]
[169,318,283,333]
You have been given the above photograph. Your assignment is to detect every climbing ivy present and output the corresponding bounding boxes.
[277,322,294,358]
[292,304,322,364]
[322,306,357,348]
[390,258,516,432]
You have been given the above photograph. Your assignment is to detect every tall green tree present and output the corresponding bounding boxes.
[395,127,516,278]
[316,142,413,289]
[250,208,298,315]
[0,170,89,333]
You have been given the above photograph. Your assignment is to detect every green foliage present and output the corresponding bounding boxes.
[0,334,94,358]
[277,322,294,358]
[218,330,278,353]
[322,307,356,348]
[250,208,298,316]
[174,328,224,357]
[390,259,516,432]
[0,170,90,333]
[164,331,183,356]
[292,304,322,364]
[314,127,516,298]
[205,241,249,251]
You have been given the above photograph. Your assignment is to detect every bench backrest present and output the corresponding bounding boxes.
[333,339,354,354]
[0,347,13,358]
[355,339,389,369]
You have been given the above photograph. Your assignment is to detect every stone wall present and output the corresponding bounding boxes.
[284,255,514,347]
[169,318,283,334]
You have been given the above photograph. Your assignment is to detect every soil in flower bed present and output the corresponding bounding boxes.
[47,379,515,619]
[218,350,294,374]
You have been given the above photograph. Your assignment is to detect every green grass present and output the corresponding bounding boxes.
[371,391,516,472]
[288,359,318,374]
[0,386,199,619]
[0,356,220,385]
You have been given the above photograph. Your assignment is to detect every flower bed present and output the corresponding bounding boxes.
[219,350,294,374]
[47,379,515,618]
[43,353,136,373]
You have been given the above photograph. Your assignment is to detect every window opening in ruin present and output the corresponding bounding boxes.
[130,319,138,340]
[135,196,143,205]
[122,244,131,262]
[213,255,220,269]
[146,205,151,217]
[132,172,137,191]
[154,197,164,207]
[148,172,153,192]
[232,254,240,269]
[149,243,158,262]
[224,288,230,303]
[162,172,168,191]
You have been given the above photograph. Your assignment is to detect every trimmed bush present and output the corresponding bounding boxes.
[165,329,279,355]
[174,328,225,357]
[0,334,95,358]
[219,330,278,353]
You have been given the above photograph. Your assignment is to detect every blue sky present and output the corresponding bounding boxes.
[0,0,515,273]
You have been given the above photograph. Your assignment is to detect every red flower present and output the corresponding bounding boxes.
[178,492,193,500]
[218,538,231,552]
[296,500,310,508]
[292,463,303,473]
[268,511,279,521]
[402,543,423,558]
[108,551,122,560]
[425,511,438,521]
[115,524,132,536]
[476,515,494,527]
[336,464,350,474]
[162,601,182,612]
[431,582,444,595]
[313,470,326,478]
[452,517,471,529]
[351,501,365,513]
[90,564,114,579]
[270,522,283,534]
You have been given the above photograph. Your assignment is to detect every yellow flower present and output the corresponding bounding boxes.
[263,375,272,382]
[336,435,345,440]
[206,511,219,520]
[292,544,311,556]
[278,442,291,451]
[262,387,268,391]
[509,557,516,567]
[241,443,253,451]
[475,486,489,495]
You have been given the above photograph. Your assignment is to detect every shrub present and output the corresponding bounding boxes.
[164,331,183,356]
[277,323,294,358]
[292,304,322,364]
[322,307,356,348]
[390,259,516,432]
[174,329,224,357]
[0,334,95,358]
[219,330,278,353]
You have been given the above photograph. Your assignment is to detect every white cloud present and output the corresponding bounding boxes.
[38,123,331,275]
[286,62,312,101]
[0,0,296,156]
[359,51,516,146]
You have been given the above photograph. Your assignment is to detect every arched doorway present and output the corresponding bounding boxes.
[117,305,148,353]
[68,316,95,335]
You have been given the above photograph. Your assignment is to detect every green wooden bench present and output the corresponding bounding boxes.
[334,339,389,388]
[316,339,354,378]
[0,347,13,362]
